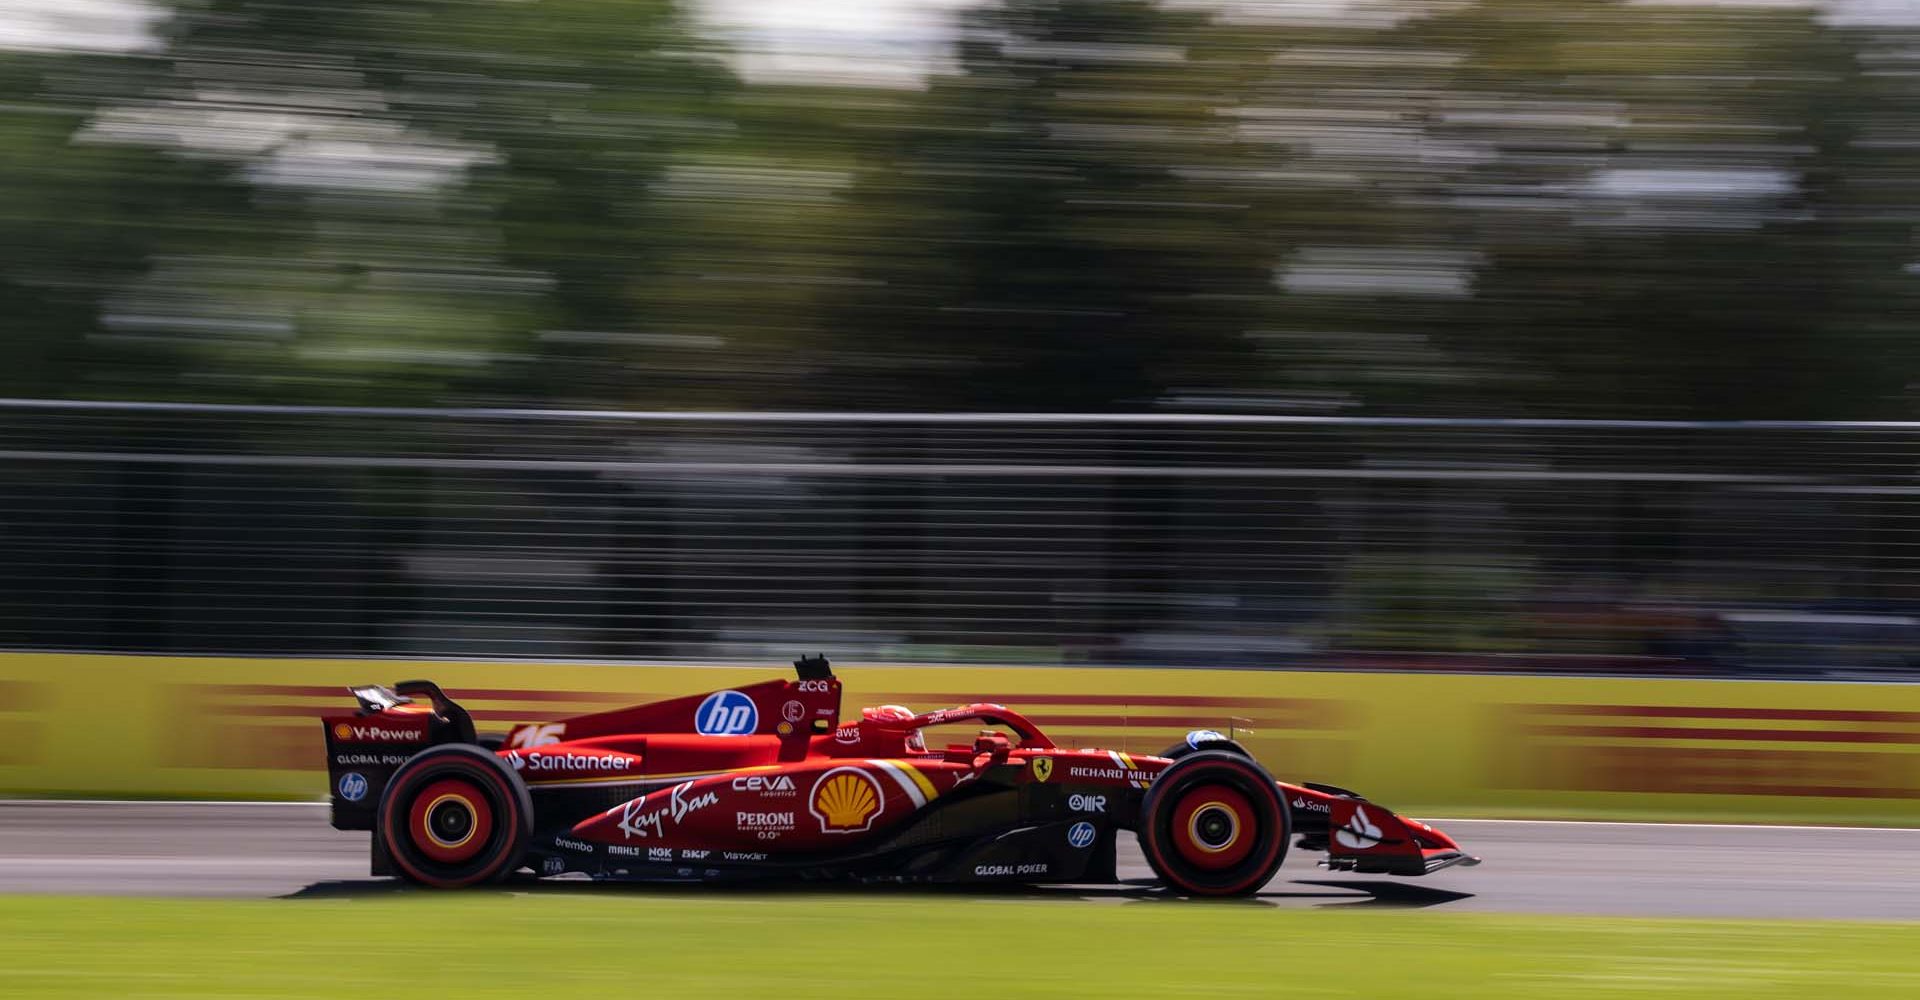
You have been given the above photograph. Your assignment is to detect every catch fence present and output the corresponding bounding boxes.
[1,399,1915,677]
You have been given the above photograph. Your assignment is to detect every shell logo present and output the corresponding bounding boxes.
[809,767,884,834]
[332,723,353,740]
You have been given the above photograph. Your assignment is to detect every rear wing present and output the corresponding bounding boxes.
[320,681,476,831]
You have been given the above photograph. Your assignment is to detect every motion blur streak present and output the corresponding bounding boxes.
[1,0,1919,419]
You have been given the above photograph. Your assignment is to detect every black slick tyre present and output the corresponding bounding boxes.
[1137,750,1289,897]
[377,743,532,888]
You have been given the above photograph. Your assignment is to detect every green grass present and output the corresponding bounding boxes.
[1,893,1916,998]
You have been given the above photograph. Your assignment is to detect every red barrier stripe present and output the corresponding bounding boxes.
[200,684,342,698]
[1532,724,1920,744]
[0,681,45,711]
[200,684,1340,714]
[202,683,636,703]
[907,693,1334,709]
[1522,704,1920,724]
[956,713,1300,729]
[220,703,1310,730]
[1643,784,1920,799]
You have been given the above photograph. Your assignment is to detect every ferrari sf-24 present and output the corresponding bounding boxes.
[322,656,1479,896]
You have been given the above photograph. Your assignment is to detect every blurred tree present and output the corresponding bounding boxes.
[819,0,1280,410]
[1387,0,1920,419]
[15,0,757,407]
[0,50,251,398]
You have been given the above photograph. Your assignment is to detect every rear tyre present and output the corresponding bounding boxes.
[378,743,532,888]
[1138,750,1289,897]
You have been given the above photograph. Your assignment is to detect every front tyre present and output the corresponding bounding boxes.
[378,743,532,888]
[1138,750,1289,897]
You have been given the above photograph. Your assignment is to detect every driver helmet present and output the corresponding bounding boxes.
[860,704,926,752]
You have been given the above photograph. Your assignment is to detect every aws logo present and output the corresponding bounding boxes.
[810,767,883,834]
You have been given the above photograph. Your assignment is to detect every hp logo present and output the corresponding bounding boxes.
[337,772,368,803]
[696,690,759,736]
[1067,821,1096,849]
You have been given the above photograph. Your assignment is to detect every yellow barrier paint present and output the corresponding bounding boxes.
[2,653,1918,824]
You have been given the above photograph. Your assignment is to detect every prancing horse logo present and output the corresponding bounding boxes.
[1030,757,1053,782]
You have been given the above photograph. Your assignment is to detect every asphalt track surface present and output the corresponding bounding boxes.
[2,801,1917,918]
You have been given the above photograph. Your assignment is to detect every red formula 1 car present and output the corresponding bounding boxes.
[321,657,1479,896]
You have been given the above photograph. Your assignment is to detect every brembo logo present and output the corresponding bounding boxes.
[333,722,421,743]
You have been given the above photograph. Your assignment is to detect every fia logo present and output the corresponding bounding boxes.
[336,772,368,803]
[696,690,758,736]
[1067,821,1096,849]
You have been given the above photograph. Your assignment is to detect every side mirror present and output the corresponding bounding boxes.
[969,730,1011,771]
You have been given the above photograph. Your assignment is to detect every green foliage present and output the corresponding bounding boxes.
[5,894,1920,999]
[3,0,1919,415]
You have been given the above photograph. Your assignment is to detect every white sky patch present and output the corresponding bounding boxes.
[0,0,164,54]
[700,0,970,85]
[1827,0,1920,25]
[1583,167,1797,199]
[1182,0,1473,28]
[80,92,493,194]
[1279,248,1481,298]
[1630,0,1816,9]
[250,123,493,194]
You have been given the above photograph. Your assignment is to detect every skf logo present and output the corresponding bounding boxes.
[1029,757,1053,783]
[810,767,883,833]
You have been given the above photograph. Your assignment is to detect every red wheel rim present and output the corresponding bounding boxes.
[1169,784,1256,870]
[407,777,494,864]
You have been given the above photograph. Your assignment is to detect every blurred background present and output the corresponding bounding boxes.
[6,0,1920,677]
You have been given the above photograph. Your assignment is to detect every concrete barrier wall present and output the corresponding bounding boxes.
[3,653,1918,824]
